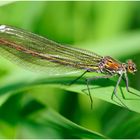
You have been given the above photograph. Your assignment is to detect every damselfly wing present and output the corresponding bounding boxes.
[0,25,102,75]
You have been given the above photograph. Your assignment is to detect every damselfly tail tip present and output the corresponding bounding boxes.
[0,25,7,32]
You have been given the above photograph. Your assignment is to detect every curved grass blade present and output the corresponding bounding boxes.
[27,108,107,139]
[0,74,140,113]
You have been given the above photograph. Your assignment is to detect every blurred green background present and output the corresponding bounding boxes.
[0,1,140,139]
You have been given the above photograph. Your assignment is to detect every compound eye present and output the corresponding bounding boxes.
[129,66,133,70]
[126,59,137,73]
[128,64,137,73]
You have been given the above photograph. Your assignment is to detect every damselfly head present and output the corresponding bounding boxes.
[126,60,137,74]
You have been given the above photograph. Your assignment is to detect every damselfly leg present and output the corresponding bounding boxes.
[68,71,87,86]
[68,71,112,109]
[111,73,129,109]
[85,75,112,109]
[122,73,140,99]
[82,74,132,109]
[69,72,130,109]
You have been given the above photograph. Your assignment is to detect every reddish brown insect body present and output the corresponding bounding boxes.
[0,25,138,109]
[98,56,136,75]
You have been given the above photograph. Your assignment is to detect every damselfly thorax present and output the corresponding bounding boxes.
[0,25,138,109]
[98,56,137,75]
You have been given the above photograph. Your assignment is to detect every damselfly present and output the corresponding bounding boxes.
[0,25,137,109]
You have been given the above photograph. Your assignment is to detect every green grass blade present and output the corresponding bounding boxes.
[0,92,106,139]
[27,108,107,139]
[0,75,140,113]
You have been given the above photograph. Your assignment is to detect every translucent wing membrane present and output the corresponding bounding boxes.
[0,25,103,75]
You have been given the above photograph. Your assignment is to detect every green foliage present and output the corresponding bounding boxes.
[0,1,140,139]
